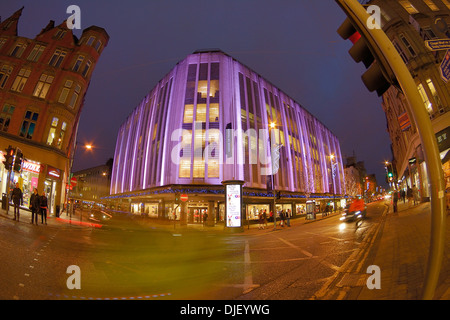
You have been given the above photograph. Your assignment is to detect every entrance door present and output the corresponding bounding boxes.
[188,207,208,224]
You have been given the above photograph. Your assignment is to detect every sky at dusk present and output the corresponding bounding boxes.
[0,0,393,187]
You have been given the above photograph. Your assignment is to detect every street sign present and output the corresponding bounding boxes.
[180,194,188,202]
[425,39,450,51]
[440,50,450,83]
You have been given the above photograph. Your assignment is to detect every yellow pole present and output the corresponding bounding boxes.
[337,0,447,300]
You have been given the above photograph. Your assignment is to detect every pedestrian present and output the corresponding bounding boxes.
[280,210,285,227]
[11,183,23,221]
[40,192,48,225]
[406,186,413,206]
[269,210,273,223]
[393,190,398,213]
[400,189,406,203]
[203,211,208,227]
[30,188,40,225]
[263,209,268,228]
[286,209,291,227]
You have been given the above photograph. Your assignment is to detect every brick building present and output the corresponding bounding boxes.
[0,7,108,214]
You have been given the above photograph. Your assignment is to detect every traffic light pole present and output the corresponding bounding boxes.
[336,0,447,300]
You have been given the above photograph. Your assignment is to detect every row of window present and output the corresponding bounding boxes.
[0,103,67,148]
[0,38,93,78]
[399,0,450,13]
[0,63,81,108]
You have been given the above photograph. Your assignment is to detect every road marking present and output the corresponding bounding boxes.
[242,241,259,294]
[277,237,313,258]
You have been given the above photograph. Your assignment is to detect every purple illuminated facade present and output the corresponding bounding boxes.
[108,50,345,222]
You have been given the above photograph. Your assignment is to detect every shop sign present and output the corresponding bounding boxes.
[47,166,61,179]
[23,161,41,174]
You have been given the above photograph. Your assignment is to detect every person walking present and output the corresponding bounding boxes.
[30,188,40,225]
[406,186,413,207]
[263,209,268,228]
[280,210,285,227]
[393,190,398,213]
[40,192,48,225]
[286,209,291,227]
[11,183,23,222]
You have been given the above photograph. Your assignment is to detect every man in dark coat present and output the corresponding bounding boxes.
[30,188,40,225]
[11,183,23,221]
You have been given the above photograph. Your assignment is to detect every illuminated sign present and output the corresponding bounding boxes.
[22,161,41,174]
[226,184,241,228]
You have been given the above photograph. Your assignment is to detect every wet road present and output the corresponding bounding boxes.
[0,201,387,300]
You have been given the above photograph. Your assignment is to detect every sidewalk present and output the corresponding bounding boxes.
[143,210,344,235]
[0,203,101,228]
[356,200,450,300]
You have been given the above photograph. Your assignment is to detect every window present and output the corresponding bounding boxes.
[183,104,194,123]
[443,0,450,9]
[68,84,81,108]
[58,80,73,103]
[47,117,59,145]
[33,74,54,99]
[19,111,39,139]
[0,64,13,88]
[57,121,67,148]
[399,0,419,14]
[393,40,409,63]
[417,83,432,114]
[11,68,31,92]
[27,44,46,62]
[54,29,66,40]
[423,27,437,39]
[94,40,102,52]
[399,34,416,57]
[0,104,15,132]
[81,60,92,77]
[209,103,219,122]
[426,78,442,111]
[49,49,67,67]
[10,42,27,58]
[73,55,84,72]
[423,0,439,11]
[86,36,95,46]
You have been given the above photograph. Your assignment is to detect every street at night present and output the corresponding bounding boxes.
[0,199,448,303]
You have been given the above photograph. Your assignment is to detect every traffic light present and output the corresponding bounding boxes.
[336,1,398,96]
[2,146,15,170]
[175,192,180,205]
[13,148,23,172]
